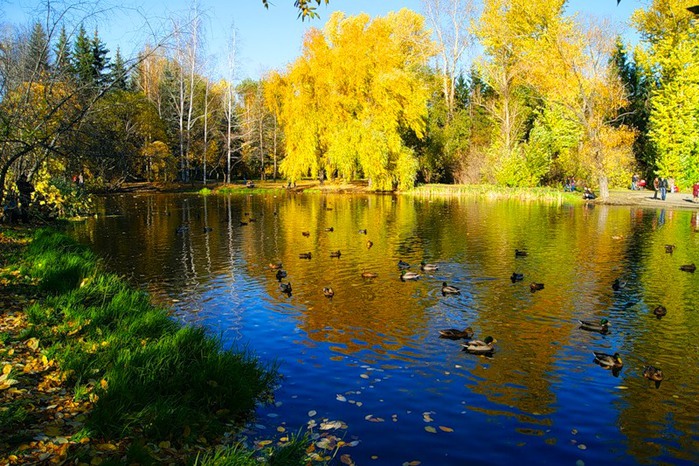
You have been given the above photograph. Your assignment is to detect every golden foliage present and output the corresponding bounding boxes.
[266,10,435,190]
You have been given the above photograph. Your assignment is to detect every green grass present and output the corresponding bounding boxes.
[407,183,582,204]
[18,228,279,443]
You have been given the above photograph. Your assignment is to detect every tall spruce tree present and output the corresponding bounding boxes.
[110,47,128,90]
[25,22,50,79]
[53,25,73,78]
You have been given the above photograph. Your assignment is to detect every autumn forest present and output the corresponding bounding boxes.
[1,0,698,206]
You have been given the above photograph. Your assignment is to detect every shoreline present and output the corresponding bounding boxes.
[115,181,699,210]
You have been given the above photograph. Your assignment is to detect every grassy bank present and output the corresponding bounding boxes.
[0,228,312,465]
[407,184,583,204]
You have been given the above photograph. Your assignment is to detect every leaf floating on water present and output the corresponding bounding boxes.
[438,426,454,432]
[615,386,628,390]
[356,402,363,407]
[347,440,360,447]
[360,374,370,379]
[578,444,587,450]
[308,410,317,417]
[422,413,434,422]
[266,413,278,418]
[320,420,344,430]
[424,426,437,433]
[340,454,354,465]
[257,440,273,447]
[277,426,286,432]
[576,460,585,466]
[336,394,347,402]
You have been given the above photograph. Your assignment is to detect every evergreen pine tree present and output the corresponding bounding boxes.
[110,47,128,90]
[25,21,50,79]
[53,25,73,78]
[91,28,110,87]
[73,24,94,86]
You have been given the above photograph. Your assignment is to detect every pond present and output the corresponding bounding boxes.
[69,192,699,465]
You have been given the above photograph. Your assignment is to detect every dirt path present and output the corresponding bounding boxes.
[601,188,699,210]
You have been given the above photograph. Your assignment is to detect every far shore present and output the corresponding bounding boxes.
[112,180,699,210]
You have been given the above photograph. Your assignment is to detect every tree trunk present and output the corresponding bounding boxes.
[598,173,609,200]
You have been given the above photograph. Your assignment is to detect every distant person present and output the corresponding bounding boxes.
[693,182,699,203]
[17,174,34,223]
[583,187,596,200]
[78,173,84,188]
[631,173,638,190]
[660,177,668,201]
[653,177,659,199]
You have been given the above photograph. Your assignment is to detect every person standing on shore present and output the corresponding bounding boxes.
[653,177,659,199]
[631,173,638,190]
[660,177,668,201]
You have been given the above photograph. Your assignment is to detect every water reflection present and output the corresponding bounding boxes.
[70,194,699,465]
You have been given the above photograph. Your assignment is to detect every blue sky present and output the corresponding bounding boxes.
[3,0,640,82]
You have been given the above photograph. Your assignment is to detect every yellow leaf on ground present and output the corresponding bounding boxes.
[96,443,118,451]
[26,338,39,351]
[2,364,11,375]
[100,379,108,390]
[158,441,170,449]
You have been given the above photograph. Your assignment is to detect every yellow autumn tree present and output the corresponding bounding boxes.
[265,9,435,191]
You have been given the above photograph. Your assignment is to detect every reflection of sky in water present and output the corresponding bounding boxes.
[71,194,699,465]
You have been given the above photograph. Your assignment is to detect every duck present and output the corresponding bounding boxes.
[612,278,627,291]
[665,244,676,254]
[401,270,420,281]
[441,282,461,295]
[330,250,342,258]
[239,221,248,226]
[653,305,667,318]
[362,272,378,279]
[439,327,474,340]
[398,260,411,269]
[299,252,312,259]
[510,272,524,283]
[275,269,287,281]
[679,263,696,273]
[325,227,334,232]
[358,229,367,235]
[643,365,664,388]
[593,351,623,371]
[579,318,610,333]
[279,282,292,294]
[269,262,283,270]
[302,231,310,237]
[420,260,439,272]
[323,287,335,298]
[462,336,496,355]
[203,226,213,233]
[515,249,528,257]
[530,282,545,292]
[366,240,373,249]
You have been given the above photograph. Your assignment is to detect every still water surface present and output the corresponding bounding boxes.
[70,193,699,465]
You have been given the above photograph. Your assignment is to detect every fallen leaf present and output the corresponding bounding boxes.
[336,394,347,402]
[308,410,317,417]
[26,338,39,351]
[2,364,11,375]
[439,426,454,432]
[340,454,354,465]
[257,440,272,447]
[424,426,437,433]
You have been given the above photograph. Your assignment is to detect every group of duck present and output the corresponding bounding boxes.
[439,244,696,387]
